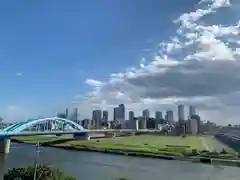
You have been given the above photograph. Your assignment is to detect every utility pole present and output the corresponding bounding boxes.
[33,141,41,180]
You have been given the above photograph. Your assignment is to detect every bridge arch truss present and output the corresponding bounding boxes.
[2,117,85,133]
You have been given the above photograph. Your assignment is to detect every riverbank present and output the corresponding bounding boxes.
[11,135,240,167]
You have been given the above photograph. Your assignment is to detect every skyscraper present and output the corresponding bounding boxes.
[102,110,108,123]
[72,108,78,122]
[191,114,201,134]
[142,109,150,119]
[166,110,174,124]
[155,111,163,120]
[155,111,163,129]
[92,110,102,129]
[190,118,198,134]
[178,104,185,121]
[118,104,125,127]
[113,107,118,122]
[141,109,149,129]
[129,111,134,121]
[65,108,69,119]
[189,106,196,117]
[128,111,135,129]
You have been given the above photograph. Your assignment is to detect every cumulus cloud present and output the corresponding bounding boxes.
[72,0,240,124]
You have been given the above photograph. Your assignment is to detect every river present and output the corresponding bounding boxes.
[0,143,240,180]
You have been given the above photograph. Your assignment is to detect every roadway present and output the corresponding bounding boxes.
[0,129,161,137]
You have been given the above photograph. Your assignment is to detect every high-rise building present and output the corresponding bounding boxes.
[155,111,163,120]
[189,106,196,117]
[142,109,150,119]
[155,111,163,128]
[166,110,174,124]
[136,116,146,129]
[178,104,185,121]
[118,104,125,122]
[142,109,149,129]
[72,108,78,122]
[135,119,139,130]
[92,110,102,129]
[82,119,90,129]
[191,114,201,134]
[129,111,134,121]
[65,108,69,119]
[113,107,118,122]
[102,110,108,123]
[164,114,168,123]
[57,112,67,119]
[190,118,198,135]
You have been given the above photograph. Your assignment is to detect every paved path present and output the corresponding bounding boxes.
[202,135,235,153]
[200,137,210,151]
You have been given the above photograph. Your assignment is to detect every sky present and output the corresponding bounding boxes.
[0,0,240,125]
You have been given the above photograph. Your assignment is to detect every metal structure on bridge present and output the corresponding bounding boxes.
[0,117,88,154]
[0,116,163,154]
[2,116,85,133]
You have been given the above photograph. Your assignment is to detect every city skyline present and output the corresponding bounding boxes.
[0,0,239,179]
[66,104,197,122]
[77,103,203,134]
[0,0,239,125]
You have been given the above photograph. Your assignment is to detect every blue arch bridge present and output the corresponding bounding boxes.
[0,117,90,154]
[0,116,160,154]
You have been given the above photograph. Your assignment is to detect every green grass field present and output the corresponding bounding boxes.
[13,135,238,159]
[14,135,211,151]
[14,136,62,143]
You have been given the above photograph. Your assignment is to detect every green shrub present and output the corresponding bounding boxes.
[191,149,199,156]
[3,164,76,180]
[206,151,219,156]
[220,148,228,154]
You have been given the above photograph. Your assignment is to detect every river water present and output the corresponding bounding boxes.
[0,143,240,180]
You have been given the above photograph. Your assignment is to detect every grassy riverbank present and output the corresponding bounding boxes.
[12,135,238,160]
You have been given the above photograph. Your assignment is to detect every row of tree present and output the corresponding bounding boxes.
[3,165,75,180]
[3,164,128,180]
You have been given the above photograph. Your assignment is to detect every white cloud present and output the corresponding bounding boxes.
[7,105,18,110]
[85,79,104,87]
[70,0,240,125]
[16,72,23,77]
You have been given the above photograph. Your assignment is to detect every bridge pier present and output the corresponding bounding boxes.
[0,137,11,154]
[73,132,90,140]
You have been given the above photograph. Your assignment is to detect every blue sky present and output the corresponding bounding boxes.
[0,0,199,120]
[3,0,239,124]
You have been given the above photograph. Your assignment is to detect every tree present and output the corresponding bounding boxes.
[220,148,228,154]
[3,164,76,180]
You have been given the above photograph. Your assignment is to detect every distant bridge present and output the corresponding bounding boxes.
[0,116,161,154]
